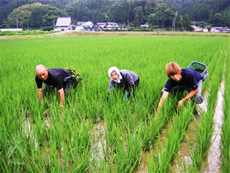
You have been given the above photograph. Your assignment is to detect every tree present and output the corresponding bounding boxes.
[109,0,130,23]
[147,13,158,28]
[144,0,156,16]
[147,3,175,28]
[133,6,145,26]
[7,3,42,29]
[182,14,192,31]
[30,5,67,30]
[7,3,67,30]
[222,7,230,27]
[212,13,224,26]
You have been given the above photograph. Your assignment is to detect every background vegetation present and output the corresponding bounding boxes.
[0,0,230,30]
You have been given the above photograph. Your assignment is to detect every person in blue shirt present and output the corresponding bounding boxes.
[108,66,140,100]
[157,62,203,111]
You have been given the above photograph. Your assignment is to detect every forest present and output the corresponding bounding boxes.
[0,0,229,30]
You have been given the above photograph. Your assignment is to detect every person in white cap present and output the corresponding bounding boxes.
[108,66,140,100]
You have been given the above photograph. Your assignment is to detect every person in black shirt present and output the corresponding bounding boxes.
[157,62,203,111]
[35,64,77,107]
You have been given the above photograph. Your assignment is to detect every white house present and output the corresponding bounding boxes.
[97,22,106,28]
[106,22,120,30]
[77,21,94,28]
[191,25,203,32]
[97,22,120,30]
[54,17,71,31]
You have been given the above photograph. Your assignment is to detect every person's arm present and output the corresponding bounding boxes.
[58,88,65,107]
[178,88,198,109]
[157,91,169,112]
[37,88,43,104]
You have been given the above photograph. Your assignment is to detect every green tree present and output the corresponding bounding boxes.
[182,14,192,31]
[133,6,145,26]
[144,0,156,16]
[7,3,67,30]
[30,5,67,30]
[175,14,183,31]
[222,7,230,27]
[108,0,130,23]
[147,3,175,28]
[147,13,157,27]
[7,3,42,28]
[212,13,224,26]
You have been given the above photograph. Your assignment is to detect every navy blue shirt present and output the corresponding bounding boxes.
[164,68,202,92]
[35,68,71,90]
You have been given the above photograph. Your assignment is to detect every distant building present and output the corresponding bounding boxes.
[97,22,120,30]
[54,17,71,31]
[91,24,103,31]
[140,24,149,31]
[76,21,94,27]
[97,22,106,29]
[106,22,120,30]
[191,25,203,32]
[211,27,223,33]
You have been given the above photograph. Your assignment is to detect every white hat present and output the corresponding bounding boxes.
[108,66,122,83]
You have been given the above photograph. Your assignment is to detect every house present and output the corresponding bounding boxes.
[140,24,149,31]
[97,22,120,30]
[106,22,120,30]
[97,22,107,29]
[72,21,95,31]
[211,27,223,33]
[91,24,103,31]
[76,21,94,28]
[54,17,71,31]
[191,25,203,32]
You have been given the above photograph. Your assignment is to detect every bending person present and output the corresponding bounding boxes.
[108,66,140,100]
[35,64,79,107]
[157,62,203,111]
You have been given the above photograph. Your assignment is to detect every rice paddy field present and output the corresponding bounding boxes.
[0,34,230,172]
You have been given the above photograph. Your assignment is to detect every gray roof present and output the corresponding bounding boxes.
[56,17,71,27]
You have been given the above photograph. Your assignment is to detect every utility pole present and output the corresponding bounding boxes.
[172,11,178,31]
[172,18,175,31]
[16,18,18,28]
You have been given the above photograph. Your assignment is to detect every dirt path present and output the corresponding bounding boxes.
[0,31,229,40]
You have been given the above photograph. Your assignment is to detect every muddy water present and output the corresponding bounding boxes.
[205,77,225,173]
[90,120,106,169]
[136,120,172,172]
[24,116,38,152]
[171,88,209,172]
[170,114,201,172]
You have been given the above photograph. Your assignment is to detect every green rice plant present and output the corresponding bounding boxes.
[0,35,229,172]
[221,46,230,172]
[188,45,225,170]
[148,102,195,172]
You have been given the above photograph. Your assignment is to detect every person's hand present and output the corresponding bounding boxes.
[178,99,185,110]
